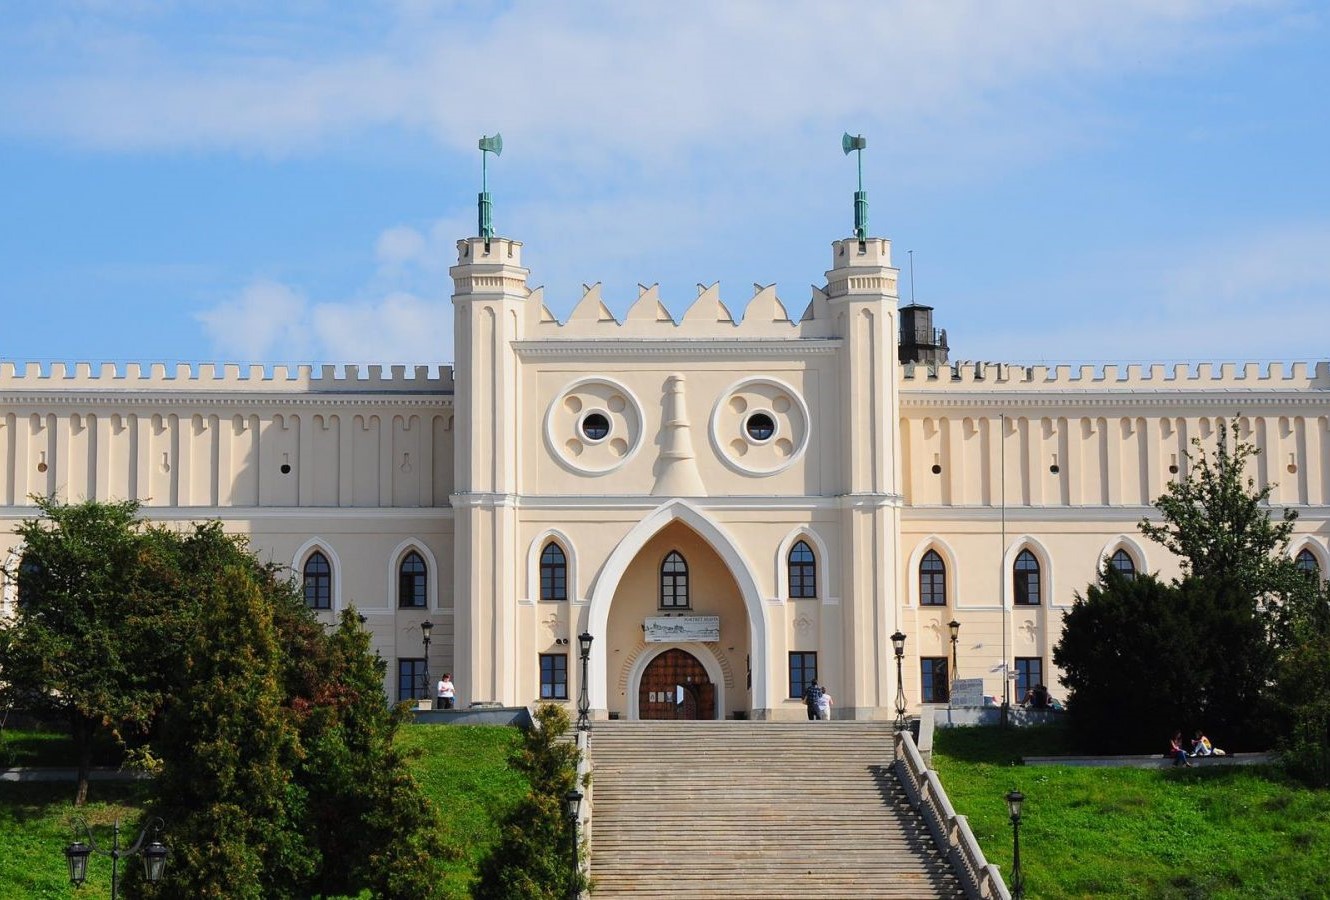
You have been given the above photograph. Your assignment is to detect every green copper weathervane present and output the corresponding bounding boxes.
[842,132,868,242]
[478,133,503,243]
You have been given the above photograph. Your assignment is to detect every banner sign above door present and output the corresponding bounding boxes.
[644,615,720,643]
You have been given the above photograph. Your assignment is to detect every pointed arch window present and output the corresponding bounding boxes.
[303,551,332,610]
[16,556,42,610]
[788,540,817,599]
[399,550,428,609]
[660,551,689,609]
[540,542,568,602]
[1109,549,1136,579]
[1296,548,1320,579]
[1014,549,1041,606]
[919,550,946,606]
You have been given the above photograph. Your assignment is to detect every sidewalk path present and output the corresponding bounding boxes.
[0,767,152,782]
[1023,753,1273,768]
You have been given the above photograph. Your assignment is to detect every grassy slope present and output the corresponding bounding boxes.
[933,727,1330,899]
[0,724,526,900]
[395,724,529,899]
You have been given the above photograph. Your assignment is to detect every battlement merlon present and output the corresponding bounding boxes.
[0,362,455,393]
[900,360,1330,390]
[824,237,899,302]
[450,237,530,298]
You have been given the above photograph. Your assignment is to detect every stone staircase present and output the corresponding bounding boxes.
[587,721,964,899]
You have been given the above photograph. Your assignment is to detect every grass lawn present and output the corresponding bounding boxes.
[0,727,124,769]
[0,724,527,900]
[933,727,1330,899]
[0,781,151,900]
[396,724,529,899]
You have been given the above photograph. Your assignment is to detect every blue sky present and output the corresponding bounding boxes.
[2,1,1328,368]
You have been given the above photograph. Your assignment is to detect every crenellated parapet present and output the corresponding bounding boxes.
[0,361,454,393]
[527,280,838,339]
[902,360,1330,391]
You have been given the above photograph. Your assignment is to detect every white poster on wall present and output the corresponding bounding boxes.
[644,615,720,643]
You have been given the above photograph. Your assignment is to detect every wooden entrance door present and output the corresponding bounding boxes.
[639,648,715,720]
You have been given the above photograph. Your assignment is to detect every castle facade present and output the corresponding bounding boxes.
[3,231,1326,720]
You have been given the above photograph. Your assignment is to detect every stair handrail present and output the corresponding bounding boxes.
[894,728,1011,900]
[576,729,592,895]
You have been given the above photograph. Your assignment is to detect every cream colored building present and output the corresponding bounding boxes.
[2,227,1327,721]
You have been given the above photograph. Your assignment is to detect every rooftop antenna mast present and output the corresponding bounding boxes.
[477,133,503,244]
[841,132,868,242]
[908,249,916,304]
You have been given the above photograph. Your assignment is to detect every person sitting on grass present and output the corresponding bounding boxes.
[1170,730,1193,767]
[1191,730,1227,757]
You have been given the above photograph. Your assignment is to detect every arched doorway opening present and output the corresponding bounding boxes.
[638,648,715,720]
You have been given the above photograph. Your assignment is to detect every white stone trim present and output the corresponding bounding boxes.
[586,498,769,715]
[1291,537,1328,574]
[527,529,579,604]
[708,376,810,477]
[291,538,344,614]
[625,642,727,721]
[0,547,20,621]
[385,538,440,614]
[1003,536,1058,609]
[774,527,831,604]
[905,537,971,609]
[543,377,644,476]
[1096,535,1150,578]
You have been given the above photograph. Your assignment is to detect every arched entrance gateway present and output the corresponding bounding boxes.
[587,500,768,721]
[638,648,715,720]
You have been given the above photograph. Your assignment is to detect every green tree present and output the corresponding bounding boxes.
[1056,420,1311,751]
[134,525,444,898]
[137,560,313,899]
[1055,569,1273,750]
[0,497,189,805]
[1139,418,1305,623]
[1140,419,1317,745]
[474,704,586,900]
[1055,569,1198,751]
[293,607,445,898]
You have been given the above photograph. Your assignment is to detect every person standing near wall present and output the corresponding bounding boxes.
[803,680,824,721]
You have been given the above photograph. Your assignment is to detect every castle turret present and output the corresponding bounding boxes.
[450,235,530,706]
[825,235,904,718]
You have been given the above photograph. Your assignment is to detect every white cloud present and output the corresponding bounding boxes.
[198,230,456,364]
[956,221,1330,363]
[375,225,427,267]
[0,1,1282,166]
[195,279,312,361]
[311,292,451,364]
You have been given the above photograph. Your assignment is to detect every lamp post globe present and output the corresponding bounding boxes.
[1005,790,1025,900]
[64,841,91,886]
[420,620,434,703]
[947,619,960,684]
[576,632,593,731]
[62,817,168,900]
[565,789,584,900]
[890,631,907,730]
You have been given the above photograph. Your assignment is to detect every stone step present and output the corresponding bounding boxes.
[586,722,962,899]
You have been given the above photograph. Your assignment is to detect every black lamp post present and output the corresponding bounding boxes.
[564,788,584,900]
[891,630,907,730]
[65,817,168,900]
[577,631,593,731]
[1006,789,1025,900]
[420,619,434,703]
[947,619,960,685]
